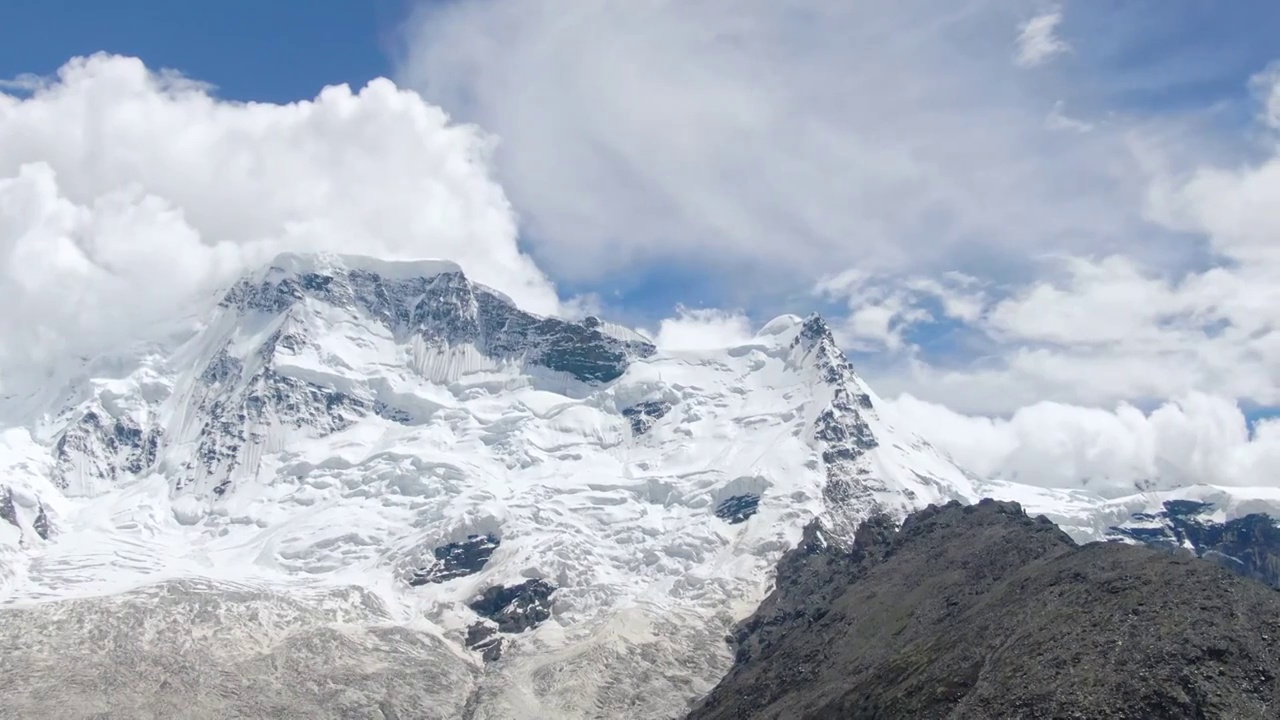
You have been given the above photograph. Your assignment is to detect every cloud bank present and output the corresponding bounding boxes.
[397,0,1280,417]
[889,393,1280,498]
[0,54,557,387]
[825,62,1280,416]
[649,307,755,352]
[3,14,1278,494]
[399,0,1144,289]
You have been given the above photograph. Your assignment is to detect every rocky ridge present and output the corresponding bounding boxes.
[690,499,1280,720]
[1109,498,1280,589]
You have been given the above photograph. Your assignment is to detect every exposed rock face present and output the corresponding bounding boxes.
[468,579,556,634]
[689,499,1280,720]
[32,504,50,541]
[622,400,672,436]
[465,622,504,663]
[0,488,17,529]
[792,316,883,518]
[166,257,656,496]
[52,409,162,493]
[715,494,760,524]
[220,263,654,385]
[408,534,501,586]
[1110,499,1280,589]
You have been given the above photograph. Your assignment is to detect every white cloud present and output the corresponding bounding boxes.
[888,393,1280,496]
[649,307,754,352]
[1015,7,1071,68]
[398,0,1144,287]
[0,73,46,93]
[815,269,983,353]
[404,0,1280,420]
[1251,62,1280,130]
[827,59,1280,417]
[855,248,1280,415]
[0,54,558,388]
[1045,100,1094,132]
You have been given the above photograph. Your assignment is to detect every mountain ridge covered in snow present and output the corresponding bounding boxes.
[1,252,1278,718]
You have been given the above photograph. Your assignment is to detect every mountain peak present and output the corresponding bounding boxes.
[266,252,465,283]
[6,251,979,717]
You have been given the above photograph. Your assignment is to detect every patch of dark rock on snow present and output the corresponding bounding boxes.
[715,494,760,524]
[689,498,1280,720]
[464,622,504,663]
[409,534,500,586]
[373,400,413,425]
[0,487,17,529]
[622,399,673,436]
[468,579,556,634]
[1109,499,1280,589]
[32,503,50,540]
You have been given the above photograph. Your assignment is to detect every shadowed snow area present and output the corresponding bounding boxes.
[2,253,1279,718]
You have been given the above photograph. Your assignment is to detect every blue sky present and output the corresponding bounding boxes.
[0,1,405,102]
[2,0,1279,428]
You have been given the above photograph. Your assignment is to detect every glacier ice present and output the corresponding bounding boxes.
[2,252,1279,718]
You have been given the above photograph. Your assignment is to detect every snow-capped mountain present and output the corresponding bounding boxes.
[0,252,986,717]
[0,252,1276,718]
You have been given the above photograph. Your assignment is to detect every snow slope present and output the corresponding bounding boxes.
[1,252,1276,718]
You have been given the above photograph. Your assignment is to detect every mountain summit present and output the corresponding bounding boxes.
[0,253,1276,718]
[1,253,981,717]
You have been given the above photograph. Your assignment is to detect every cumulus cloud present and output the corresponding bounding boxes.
[852,251,1279,415]
[0,54,558,387]
[649,307,754,352]
[814,56,1280,417]
[887,393,1280,497]
[1015,7,1071,68]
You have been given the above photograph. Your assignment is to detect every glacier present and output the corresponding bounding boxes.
[1,252,1277,719]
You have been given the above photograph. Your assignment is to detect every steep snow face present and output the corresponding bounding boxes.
[0,253,986,717]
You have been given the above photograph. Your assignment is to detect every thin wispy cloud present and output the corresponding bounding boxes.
[1045,100,1095,132]
[1015,6,1071,68]
[398,0,1144,289]
[0,72,46,93]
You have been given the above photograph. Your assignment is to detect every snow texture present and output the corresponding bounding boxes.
[2,252,1278,718]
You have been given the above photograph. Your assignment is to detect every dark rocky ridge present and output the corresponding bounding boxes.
[221,264,655,385]
[689,499,1280,720]
[792,316,886,518]
[1109,499,1280,589]
[174,259,657,495]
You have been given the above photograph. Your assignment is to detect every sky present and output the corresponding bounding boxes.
[3,1,1280,489]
